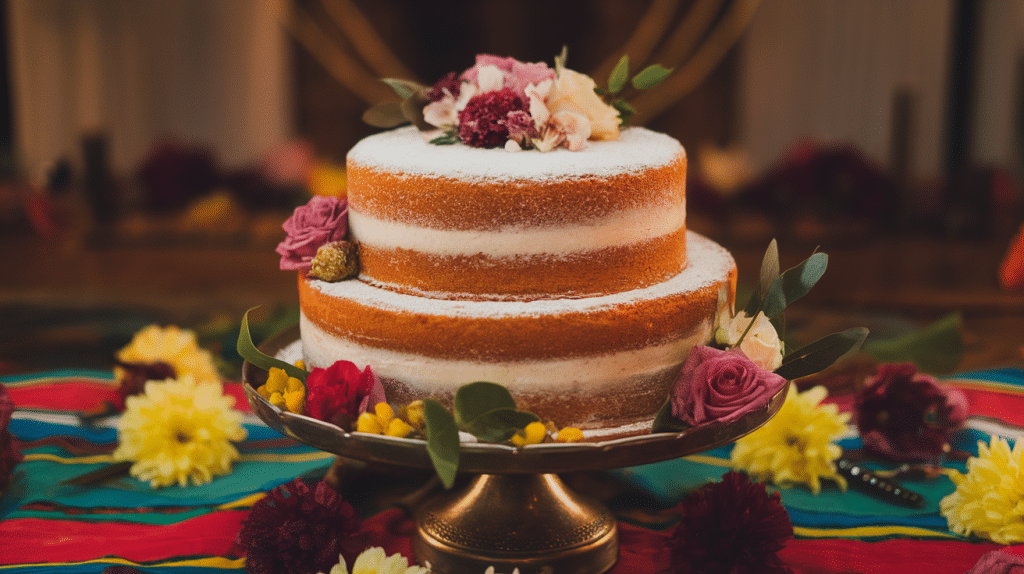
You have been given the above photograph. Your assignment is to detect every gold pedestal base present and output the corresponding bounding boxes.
[413,474,618,574]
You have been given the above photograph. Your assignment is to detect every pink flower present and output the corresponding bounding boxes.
[856,362,968,462]
[460,54,555,100]
[304,360,386,425]
[670,346,787,426]
[457,88,528,148]
[427,71,460,102]
[275,195,348,272]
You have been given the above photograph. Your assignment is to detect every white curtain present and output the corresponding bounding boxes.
[6,0,291,178]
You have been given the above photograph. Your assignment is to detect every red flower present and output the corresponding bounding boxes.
[233,478,365,574]
[855,362,968,462]
[304,360,385,424]
[457,88,528,148]
[275,195,348,272]
[670,346,787,426]
[669,471,793,574]
[113,360,176,409]
[427,71,460,102]
[0,383,23,491]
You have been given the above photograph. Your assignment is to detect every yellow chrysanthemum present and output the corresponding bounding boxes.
[940,436,1024,543]
[116,324,219,384]
[114,376,247,488]
[327,546,430,574]
[730,384,850,494]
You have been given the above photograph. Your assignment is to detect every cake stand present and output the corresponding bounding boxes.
[242,326,787,574]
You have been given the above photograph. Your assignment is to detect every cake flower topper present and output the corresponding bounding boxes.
[363,48,672,151]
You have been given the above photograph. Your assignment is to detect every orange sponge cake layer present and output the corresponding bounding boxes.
[299,232,736,433]
[346,126,688,301]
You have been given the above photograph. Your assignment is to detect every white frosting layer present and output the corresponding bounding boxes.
[311,231,732,316]
[300,311,712,393]
[348,200,686,257]
[348,125,685,182]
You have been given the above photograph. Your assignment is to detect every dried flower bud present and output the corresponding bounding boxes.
[308,240,359,282]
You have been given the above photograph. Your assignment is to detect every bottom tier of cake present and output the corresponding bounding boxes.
[298,232,737,437]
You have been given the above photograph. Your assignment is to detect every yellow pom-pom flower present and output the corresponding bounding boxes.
[115,324,219,384]
[257,367,305,414]
[941,436,1024,543]
[556,427,584,443]
[511,421,548,447]
[113,376,247,488]
[354,403,414,438]
[730,384,850,494]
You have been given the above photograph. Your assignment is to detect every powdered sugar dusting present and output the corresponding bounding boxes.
[311,231,733,315]
[347,125,685,182]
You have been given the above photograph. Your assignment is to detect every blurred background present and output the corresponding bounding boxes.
[0,0,1021,375]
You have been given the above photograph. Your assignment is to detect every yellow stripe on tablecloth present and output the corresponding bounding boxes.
[22,453,115,464]
[217,491,266,509]
[794,524,959,540]
[0,556,245,570]
[682,454,730,467]
[23,451,333,465]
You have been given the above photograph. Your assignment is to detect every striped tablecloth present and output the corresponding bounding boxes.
[2,368,1023,573]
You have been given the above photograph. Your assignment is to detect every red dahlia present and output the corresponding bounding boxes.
[668,471,794,574]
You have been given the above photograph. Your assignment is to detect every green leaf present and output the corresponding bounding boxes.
[381,78,427,100]
[774,327,869,380]
[464,408,539,443]
[612,98,637,124]
[593,86,610,96]
[429,131,460,145]
[608,54,629,94]
[423,399,460,489]
[401,91,432,130]
[631,64,673,90]
[865,312,964,375]
[453,381,517,428]
[651,399,690,433]
[237,307,306,382]
[554,45,569,74]
[361,102,409,129]
[761,252,828,319]
[743,239,781,316]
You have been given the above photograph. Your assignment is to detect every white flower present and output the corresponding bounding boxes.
[546,68,620,140]
[326,547,430,574]
[423,90,458,128]
[475,65,505,93]
[716,310,784,371]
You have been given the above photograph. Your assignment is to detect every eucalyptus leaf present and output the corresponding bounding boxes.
[453,381,517,428]
[423,399,460,489]
[865,312,964,375]
[774,327,869,380]
[362,102,409,129]
[237,307,306,382]
[743,239,781,316]
[608,54,629,94]
[631,64,673,90]
[761,252,828,319]
[464,408,539,443]
[381,78,427,101]
[651,399,690,433]
[401,91,432,130]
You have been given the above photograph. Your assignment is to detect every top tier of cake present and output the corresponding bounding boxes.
[346,125,688,301]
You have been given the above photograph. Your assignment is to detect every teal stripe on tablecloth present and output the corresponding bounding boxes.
[1,369,114,384]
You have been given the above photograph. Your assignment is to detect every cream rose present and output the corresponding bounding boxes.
[546,68,621,141]
[716,311,784,371]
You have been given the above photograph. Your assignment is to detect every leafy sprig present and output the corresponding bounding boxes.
[595,54,673,125]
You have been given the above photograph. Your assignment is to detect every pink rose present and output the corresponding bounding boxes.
[671,346,788,426]
[460,54,555,100]
[275,195,348,272]
[856,362,968,462]
[304,360,386,424]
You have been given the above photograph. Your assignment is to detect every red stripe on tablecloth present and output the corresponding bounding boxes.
[779,538,1002,574]
[7,380,251,414]
[0,510,247,564]
[958,387,1024,427]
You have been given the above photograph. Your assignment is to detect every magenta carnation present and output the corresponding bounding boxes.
[458,88,528,148]
[0,382,23,492]
[304,360,385,425]
[233,478,364,574]
[460,54,555,99]
[856,362,968,462]
[669,471,794,574]
[670,346,787,426]
[275,195,348,272]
